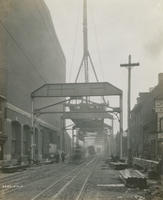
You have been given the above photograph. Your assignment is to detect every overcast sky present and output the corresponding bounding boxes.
[45,0,163,129]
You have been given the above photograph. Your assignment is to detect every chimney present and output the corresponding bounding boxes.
[158,73,163,85]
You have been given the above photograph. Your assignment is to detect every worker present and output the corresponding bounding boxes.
[61,151,65,163]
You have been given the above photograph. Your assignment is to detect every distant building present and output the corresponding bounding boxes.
[130,73,163,160]
[0,0,67,165]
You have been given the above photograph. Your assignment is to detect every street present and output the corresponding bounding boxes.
[0,0,163,200]
[1,156,159,200]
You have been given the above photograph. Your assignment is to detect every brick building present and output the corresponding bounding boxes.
[130,73,163,160]
[0,0,70,165]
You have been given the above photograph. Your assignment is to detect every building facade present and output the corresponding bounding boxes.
[0,0,70,165]
[130,73,163,160]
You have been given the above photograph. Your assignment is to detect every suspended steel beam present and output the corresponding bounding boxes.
[62,112,113,119]
[36,110,113,116]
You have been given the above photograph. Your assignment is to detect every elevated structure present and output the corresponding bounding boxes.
[31,82,123,158]
[64,0,120,139]
[31,82,122,98]
[31,0,124,158]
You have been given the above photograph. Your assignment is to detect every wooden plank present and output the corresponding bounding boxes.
[120,169,147,188]
[109,162,128,170]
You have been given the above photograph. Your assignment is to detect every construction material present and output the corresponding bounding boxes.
[1,164,28,173]
[133,157,159,171]
[120,169,147,188]
[110,162,128,170]
[133,157,160,179]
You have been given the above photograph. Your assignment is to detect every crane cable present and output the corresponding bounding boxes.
[90,5,105,83]
[68,2,81,82]
[90,5,109,104]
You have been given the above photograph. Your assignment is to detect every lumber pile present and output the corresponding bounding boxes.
[120,169,147,188]
[109,162,128,170]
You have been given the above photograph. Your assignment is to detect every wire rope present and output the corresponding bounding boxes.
[68,2,81,83]
[90,5,105,82]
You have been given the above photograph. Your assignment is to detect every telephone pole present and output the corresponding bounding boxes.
[120,55,139,165]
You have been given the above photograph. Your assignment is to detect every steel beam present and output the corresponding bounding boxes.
[63,112,113,119]
[36,111,113,118]
[31,82,122,98]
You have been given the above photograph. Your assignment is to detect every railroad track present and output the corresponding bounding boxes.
[30,157,97,200]
[0,163,57,184]
[1,157,96,199]
[0,163,68,195]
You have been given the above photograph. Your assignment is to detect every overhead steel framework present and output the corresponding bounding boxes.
[31,82,122,98]
[31,82,123,161]
[30,0,124,161]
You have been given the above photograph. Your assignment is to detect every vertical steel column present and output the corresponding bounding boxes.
[76,130,79,147]
[20,124,24,165]
[31,99,35,163]
[111,118,114,156]
[60,116,64,151]
[120,94,123,159]
[72,128,75,153]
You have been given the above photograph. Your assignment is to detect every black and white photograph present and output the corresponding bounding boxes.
[0,0,163,200]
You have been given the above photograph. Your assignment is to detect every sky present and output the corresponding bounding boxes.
[44,0,163,130]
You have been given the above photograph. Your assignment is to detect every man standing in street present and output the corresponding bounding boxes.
[61,151,65,163]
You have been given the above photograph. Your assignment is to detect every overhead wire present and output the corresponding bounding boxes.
[68,2,81,82]
[0,19,47,84]
[36,0,81,83]
[90,4,105,83]
[35,0,65,63]
[90,4,110,105]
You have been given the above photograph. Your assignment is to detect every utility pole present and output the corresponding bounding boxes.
[120,55,139,165]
